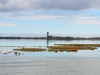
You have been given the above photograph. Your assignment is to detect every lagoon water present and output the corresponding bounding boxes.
[0,39,100,75]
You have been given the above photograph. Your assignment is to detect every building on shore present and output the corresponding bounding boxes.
[47,32,49,38]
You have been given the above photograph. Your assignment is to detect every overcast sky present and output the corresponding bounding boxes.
[0,0,100,35]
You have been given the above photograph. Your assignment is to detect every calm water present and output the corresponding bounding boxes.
[0,39,100,75]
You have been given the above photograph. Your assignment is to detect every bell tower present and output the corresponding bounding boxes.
[47,32,49,38]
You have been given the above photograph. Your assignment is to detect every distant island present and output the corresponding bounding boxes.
[0,32,100,40]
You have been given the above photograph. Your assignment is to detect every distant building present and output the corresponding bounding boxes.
[47,32,49,38]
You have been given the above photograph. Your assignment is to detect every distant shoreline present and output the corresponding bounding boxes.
[0,36,100,40]
[1,32,100,40]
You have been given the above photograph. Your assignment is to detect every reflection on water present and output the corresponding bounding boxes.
[1,40,100,75]
[0,43,100,57]
[0,40,100,55]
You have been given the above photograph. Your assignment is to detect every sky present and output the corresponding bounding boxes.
[0,0,100,36]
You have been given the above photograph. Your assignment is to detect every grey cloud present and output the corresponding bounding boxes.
[0,0,7,4]
[0,0,100,12]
